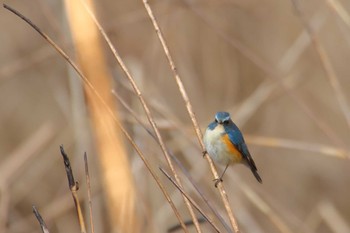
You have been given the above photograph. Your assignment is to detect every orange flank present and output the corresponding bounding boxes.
[222,134,243,163]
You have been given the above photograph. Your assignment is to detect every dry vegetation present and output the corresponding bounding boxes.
[1,0,350,233]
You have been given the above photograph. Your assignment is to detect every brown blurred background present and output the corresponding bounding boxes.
[1,0,350,233]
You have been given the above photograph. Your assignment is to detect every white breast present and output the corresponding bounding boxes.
[203,124,234,165]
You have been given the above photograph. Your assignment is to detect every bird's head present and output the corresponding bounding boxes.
[214,112,231,125]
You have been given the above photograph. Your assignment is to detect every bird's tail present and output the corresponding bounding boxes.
[252,169,262,183]
[244,158,263,183]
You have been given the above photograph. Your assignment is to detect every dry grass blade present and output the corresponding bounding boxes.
[2,4,98,105]
[141,1,240,232]
[32,206,50,233]
[2,5,188,231]
[159,167,221,233]
[113,90,232,232]
[59,146,76,189]
[292,0,350,129]
[78,1,201,231]
[3,2,350,233]
[59,145,87,233]
[63,0,137,231]
[116,135,190,233]
[84,153,95,233]
[170,156,232,233]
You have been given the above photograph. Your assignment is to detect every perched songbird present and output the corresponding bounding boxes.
[203,111,262,186]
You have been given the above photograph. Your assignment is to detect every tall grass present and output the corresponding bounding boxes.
[1,1,350,233]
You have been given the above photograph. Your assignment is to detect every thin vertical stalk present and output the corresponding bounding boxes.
[79,1,202,232]
[141,1,240,232]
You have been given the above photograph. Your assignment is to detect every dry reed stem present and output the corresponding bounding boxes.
[63,0,138,231]
[115,81,234,232]
[2,5,189,231]
[169,156,232,233]
[116,132,190,233]
[0,2,166,81]
[32,206,50,233]
[159,167,221,233]
[0,4,163,81]
[84,153,95,233]
[5,1,341,149]
[78,1,201,232]
[70,182,86,233]
[120,88,349,232]
[292,0,350,130]
[246,135,349,159]
[14,182,96,233]
[60,146,87,233]
[113,90,232,232]
[141,0,240,232]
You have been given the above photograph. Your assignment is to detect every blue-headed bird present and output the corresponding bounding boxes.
[203,111,262,186]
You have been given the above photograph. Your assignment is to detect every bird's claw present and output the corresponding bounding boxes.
[202,150,207,158]
[213,178,223,188]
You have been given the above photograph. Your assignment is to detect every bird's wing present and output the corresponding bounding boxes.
[226,124,263,183]
[227,128,258,171]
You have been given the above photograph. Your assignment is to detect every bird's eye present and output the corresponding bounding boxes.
[214,119,218,123]
[223,120,229,125]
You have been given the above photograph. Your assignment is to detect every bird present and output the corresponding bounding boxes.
[203,111,262,187]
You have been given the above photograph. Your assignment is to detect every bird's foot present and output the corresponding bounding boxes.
[202,150,207,158]
[213,178,223,188]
